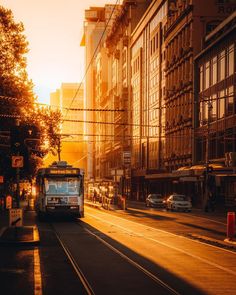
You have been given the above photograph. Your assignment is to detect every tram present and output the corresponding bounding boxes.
[35,161,84,219]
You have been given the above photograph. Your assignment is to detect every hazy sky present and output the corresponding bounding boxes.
[1,0,118,104]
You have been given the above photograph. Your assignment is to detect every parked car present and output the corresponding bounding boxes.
[166,194,192,212]
[146,194,165,208]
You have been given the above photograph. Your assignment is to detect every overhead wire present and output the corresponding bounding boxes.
[63,0,120,120]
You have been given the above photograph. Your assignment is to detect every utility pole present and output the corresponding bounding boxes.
[204,99,212,211]
[57,136,61,161]
[16,119,20,209]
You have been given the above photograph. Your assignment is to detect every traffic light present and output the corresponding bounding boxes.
[10,126,23,152]
[10,124,40,153]
[22,125,40,139]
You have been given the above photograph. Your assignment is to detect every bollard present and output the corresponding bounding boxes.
[227,212,235,240]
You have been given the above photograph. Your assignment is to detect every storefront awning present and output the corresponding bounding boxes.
[145,173,175,179]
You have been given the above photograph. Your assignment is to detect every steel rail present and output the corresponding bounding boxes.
[53,226,95,295]
[86,207,236,255]
[81,224,180,295]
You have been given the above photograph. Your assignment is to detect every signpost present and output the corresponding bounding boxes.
[6,195,12,209]
[12,155,23,208]
[123,151,131,166]
[12,156,24,168]
[9,208,23,227]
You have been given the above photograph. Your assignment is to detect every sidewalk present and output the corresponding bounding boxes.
[0,203,39,246]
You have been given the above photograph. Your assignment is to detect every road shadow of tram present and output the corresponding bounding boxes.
[74,221,207,295]
[38,214,78,222]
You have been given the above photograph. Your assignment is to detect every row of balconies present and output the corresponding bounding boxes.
[165,79,192,99]
[165,116,191,132]
[165,1,192,35]
[165,46,192,72]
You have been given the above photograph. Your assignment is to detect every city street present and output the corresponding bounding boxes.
[1,203,236,294]
[1,1,236,294]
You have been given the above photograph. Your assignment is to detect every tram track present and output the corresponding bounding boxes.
[81,225,180,295]
[51,221,181,295]
[49,206,236,295]
[52,224,95,295]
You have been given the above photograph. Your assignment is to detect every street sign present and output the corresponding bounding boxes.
[12,156,24,168]
[123,151,131,165]
[6,195,12,209]
[9,208,23,227]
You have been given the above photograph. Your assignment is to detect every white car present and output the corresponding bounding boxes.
[166,194,192,212]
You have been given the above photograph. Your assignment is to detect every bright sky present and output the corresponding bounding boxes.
[1,0,118,104]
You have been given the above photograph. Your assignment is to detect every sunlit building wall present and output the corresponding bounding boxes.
[103,0,152,196]
[130,0,167,200]
[94,47,112,180]
[194,11,236,206]
[47,83,87,172]
[81,5,119,180]
[164,0,236,172]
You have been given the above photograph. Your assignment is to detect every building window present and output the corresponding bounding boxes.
[200,65,203,92]
[205,61,210,89]
[219,50,226,81]
[212,56,217,85]
[228,44,235,76]
[212,94,217,121]
[210,94,217,122]
[218,90,225,119]
[226,85,234,116]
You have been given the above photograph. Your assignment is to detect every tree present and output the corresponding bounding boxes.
[27,107,62,158]
[0,6,62,190]
[0,6,35,130]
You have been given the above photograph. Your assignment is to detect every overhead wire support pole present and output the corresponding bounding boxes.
[16,119,20,209]
[204,98,212,212]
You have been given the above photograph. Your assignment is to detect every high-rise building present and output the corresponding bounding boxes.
[129,0,167,200]
[81,5,120,180]
[164,0,236,172]
[45,83,86,172]
[194,11,236,207]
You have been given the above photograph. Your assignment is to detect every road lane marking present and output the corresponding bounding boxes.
[85,210,236,276]
[127,206,226,226]
[84,226,180,295]
[34,249,42,295]
[85,208,236,254]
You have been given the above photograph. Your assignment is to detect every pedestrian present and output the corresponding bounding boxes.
[93,190,97,203]
[209,192,215,212]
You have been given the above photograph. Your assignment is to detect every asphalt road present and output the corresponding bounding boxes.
[0,203,236,295]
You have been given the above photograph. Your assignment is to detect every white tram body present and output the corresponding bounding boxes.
[35,161,84,218]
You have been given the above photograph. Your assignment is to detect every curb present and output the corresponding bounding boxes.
[189,233,236,249]
[224,238,236,246]
[0,225,40,247]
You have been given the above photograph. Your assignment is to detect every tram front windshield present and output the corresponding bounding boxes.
[44,177,80,195]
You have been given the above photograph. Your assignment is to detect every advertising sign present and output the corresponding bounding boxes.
[9,209,23,227]
[6,195,12,209]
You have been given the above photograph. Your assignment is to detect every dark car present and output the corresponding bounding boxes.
[146,194,165,208]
